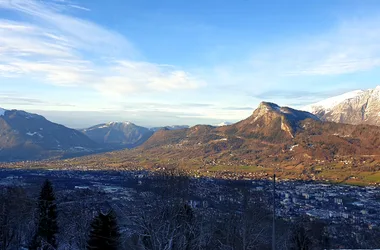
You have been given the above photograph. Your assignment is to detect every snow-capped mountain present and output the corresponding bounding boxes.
[81,121,154,148]
[0,108,98,161]
[304,86,380,126]
[216,121,233,127]
[0,108,6,116]
[304,90,364,113]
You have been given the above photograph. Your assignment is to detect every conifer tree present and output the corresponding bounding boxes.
[30,179,58,250]
[87,210,120,250]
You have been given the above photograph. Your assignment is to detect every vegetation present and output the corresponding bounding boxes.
[29,179,58,250]
[0,175,378,249]
[87,210,120,250]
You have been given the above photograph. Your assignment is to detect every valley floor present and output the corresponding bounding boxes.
[1,168,380,248]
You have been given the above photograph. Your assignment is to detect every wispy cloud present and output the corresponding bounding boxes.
[205,15,380,99]
[257,17,380,77]
[85,101,253,124]
[68,4,90,11]
[0,92,75,107]
[95,61,205,97]
[0,0,204,94]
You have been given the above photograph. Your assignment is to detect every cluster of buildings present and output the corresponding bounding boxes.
[1,168,380,246]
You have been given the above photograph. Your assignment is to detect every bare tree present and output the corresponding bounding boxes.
[59,201,93,250]
[132,201,196,250]
[0,186,34,250]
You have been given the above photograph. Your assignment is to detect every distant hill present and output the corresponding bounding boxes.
[81,122,154,149]
[304,86,380,126]
[149,125,189,132]
[0,108,98,161]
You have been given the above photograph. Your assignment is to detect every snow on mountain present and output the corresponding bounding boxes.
[107,121,132,125]
[303,90,364,112]
[216,121,232,126]
[0,108,6,116]
[0,109,98,161]
[93,121,134,130]
[303,86,380,126]
[81,121,153,147]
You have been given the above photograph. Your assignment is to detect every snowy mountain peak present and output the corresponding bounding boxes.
[107,121,133,126]
[304,86,380,126]
[216,121,233,127]
[304,90,364,113]
[0,108,6,116]
[81,121,153,147]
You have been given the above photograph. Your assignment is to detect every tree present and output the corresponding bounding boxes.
[137,201,197,250]
[0,186,34,250]
[60,201,93,250]
[290,223,312,250]
[87,210,120,250]
[30,179,58,250]
[212,188,271,250]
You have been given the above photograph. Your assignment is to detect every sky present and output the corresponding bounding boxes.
[1,0,380,128]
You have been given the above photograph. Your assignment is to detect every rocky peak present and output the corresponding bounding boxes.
[258,101,280,110]
[233,102,318,140]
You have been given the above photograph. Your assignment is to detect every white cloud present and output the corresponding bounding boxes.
[0,0,204,94]
[95,60,204,96]
[256,17,380,77]
[0,0,131,54]
[117,101,252,122]
[203,15,380,98]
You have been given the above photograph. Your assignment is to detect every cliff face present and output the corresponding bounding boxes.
[232,102,319,140]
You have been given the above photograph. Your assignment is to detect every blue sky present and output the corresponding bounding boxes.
[1,0,380,128]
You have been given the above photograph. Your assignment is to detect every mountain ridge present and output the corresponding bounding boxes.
[49,101,380,185]
[81,121,154,149]
[6,102,380,185]
[304,86,380,126]
[0,108,98,161]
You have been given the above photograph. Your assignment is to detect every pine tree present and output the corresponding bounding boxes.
[30,179,58,250]
[87,210,120,250]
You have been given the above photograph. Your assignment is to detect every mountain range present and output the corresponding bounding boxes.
[137,101,380,165]
[0,108,191,161]
[304,86,380,126]
[4,86,380,169]
[64,101,380,184]
[81,123,190,149]
[0,109,98,161]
